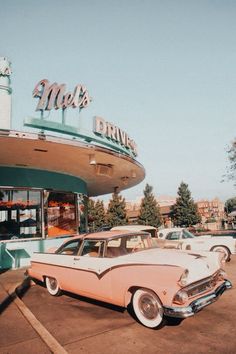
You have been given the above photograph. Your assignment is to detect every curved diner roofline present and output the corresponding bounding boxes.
[0,129,145,196]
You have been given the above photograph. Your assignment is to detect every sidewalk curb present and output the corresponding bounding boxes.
[3,277,68,354]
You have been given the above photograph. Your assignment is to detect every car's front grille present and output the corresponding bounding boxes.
[185,271,223,298]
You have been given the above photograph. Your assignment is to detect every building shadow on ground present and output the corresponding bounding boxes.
[0,276,31,314]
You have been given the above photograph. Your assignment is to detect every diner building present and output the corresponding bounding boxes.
[0,57,145,269]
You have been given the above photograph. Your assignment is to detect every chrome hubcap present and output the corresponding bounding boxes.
[139,294,158,319]
[49,278,57,290]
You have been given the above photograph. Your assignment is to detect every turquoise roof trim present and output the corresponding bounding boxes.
[0,166,87,194]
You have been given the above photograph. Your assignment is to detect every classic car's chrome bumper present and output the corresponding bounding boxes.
[164,280,232,318]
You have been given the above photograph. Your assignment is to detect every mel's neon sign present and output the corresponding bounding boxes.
[33,79,91,111]
[25,79,138,158]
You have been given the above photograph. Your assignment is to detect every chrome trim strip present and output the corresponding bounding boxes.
[30,259,181,279]
[183,270,221,292]
[164,280,232,318]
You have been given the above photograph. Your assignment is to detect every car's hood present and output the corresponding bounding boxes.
[118,248,221,284]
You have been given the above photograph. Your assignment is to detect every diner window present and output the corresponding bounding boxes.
[0,189,42,240]
[46,191,77,237]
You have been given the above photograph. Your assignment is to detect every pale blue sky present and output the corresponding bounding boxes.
[1,0,236,202]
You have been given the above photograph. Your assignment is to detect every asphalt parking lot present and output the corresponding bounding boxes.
[14,255,236,354]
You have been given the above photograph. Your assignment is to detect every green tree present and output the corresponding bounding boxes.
[225,197,236,214]
[94,200,106,229]
[106,193,127,227]
[87,198,96,232]
[226,139,236,186]
[87,198,106,231]
[138,184,162,227]
[172,182,201,227]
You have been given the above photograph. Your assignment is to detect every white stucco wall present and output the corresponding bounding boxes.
[0,87,11,129]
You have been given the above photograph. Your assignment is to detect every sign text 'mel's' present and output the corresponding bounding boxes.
[33,79,90,112]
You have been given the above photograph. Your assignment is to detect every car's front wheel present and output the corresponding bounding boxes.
[45,276,61,296]
[132,288,164,328]
[211,246,231,262]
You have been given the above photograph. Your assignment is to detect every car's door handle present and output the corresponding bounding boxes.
[73,257,80,261]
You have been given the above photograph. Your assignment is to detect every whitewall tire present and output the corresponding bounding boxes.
[132,289,164,328]
[45,277,61,296]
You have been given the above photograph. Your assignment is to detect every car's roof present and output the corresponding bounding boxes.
[111,225,157,231]
[157,228,183,237]
[66,230,149,242]
[159,227,183,233]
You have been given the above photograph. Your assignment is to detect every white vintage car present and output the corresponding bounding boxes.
[28,230,232,329]
[111,225,158,238]
[157,228,236,261]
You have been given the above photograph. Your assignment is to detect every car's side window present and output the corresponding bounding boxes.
[56,240,82,255]
[105,235,151,257]
[80,240,104,257]
[106,238,123,257]
[126,235,147,251]
[182,230,195,239]
[166,232,181,240]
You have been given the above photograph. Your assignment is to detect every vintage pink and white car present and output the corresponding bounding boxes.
[28,231,232,329]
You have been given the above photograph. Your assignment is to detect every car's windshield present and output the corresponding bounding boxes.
[166,231,181,240]
[56,239,82,255]
[80,240,105,257]
[182,229,195,239]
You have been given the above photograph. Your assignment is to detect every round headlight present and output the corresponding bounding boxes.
[173,290,189,304]
[218,269,226,281]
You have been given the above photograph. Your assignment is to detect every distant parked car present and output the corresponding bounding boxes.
[28,230,231,329]
[96,225,112,232]
[111,225,157,238]
[157,228,236,261]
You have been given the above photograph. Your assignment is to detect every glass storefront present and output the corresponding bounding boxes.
[45,191,77,237]
[0,188,88,241]
[0,189,41,240]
